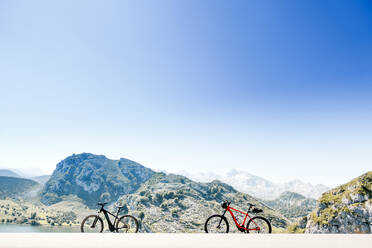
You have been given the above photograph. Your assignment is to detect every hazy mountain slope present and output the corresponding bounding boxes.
[280,180,328,200]
[31,175,51,185]
[0,169,21,178]
[117,172,289,233]
[264,191,316,220]
[305,171,372,233]
[40,153,155,208]
[180,169,329,200]
[0,176,40,199]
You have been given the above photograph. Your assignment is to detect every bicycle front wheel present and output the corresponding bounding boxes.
[116,215,139,233]
[204,215,229,233]
[246,216,272,233]
[81,215,104,233]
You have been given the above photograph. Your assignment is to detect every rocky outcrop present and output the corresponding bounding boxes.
[305,171,372,233]
[40,153,155,208]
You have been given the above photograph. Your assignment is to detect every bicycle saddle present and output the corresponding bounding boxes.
[97,202,108,206]
[252,207,263,213]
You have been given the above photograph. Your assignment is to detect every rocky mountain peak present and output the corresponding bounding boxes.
[41,153,155,208]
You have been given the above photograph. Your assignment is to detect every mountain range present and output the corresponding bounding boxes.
[0,153,370,233]
[178,169,329,200]
[35,153,289,231]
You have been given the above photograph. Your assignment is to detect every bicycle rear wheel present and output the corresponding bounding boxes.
[80,215,104,233]
[116,215,139,233]
[204,215,229,233]
[246,216,272,233]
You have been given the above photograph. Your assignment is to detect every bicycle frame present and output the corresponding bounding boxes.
[99,208,121,232]
[223,206,260,231]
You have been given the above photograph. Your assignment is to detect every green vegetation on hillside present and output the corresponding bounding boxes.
[0,199,91,227]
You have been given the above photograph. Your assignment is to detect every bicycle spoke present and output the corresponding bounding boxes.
[206,216,228,233]
[247,217,271,234]
[116,216,138,233]
[81,215,103,233]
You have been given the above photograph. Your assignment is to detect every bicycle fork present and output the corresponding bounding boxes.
[217,209,227,229]
[91,216,99,228]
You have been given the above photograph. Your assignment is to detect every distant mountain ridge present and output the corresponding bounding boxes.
[179,169,329,200]
[41,153,155,208]
[0,169,21,178]
[0,176,40,199]
[31,175,51,185]
[0,169,51,184]
[264,191,316,221]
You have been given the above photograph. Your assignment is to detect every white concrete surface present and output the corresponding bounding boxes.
[0,233,370,248]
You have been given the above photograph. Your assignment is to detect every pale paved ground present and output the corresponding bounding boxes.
[0,234,371,248]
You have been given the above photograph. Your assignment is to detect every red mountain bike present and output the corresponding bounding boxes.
[205,201,272,233]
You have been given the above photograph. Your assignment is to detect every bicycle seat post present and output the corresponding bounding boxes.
[248,203,253,213]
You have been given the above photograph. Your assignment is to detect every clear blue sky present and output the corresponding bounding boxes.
[0,0,371,187]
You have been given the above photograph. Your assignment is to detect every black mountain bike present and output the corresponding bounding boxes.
[81,202,139,233]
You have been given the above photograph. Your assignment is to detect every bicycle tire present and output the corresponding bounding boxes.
[246,216,272,233]
[80,215,104,233]
[204,214,229,233]
[116,215,139,233]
